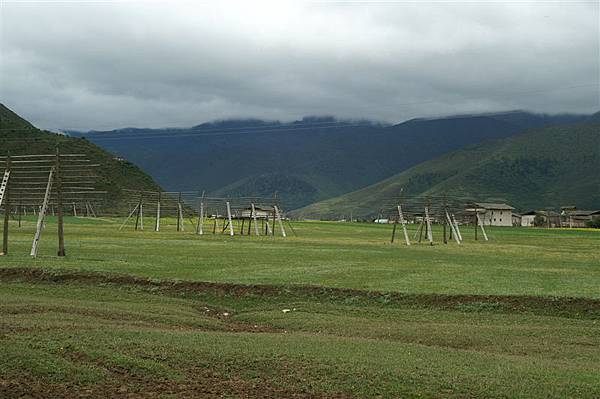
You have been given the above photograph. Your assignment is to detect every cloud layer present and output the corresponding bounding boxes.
[1,1,598,130]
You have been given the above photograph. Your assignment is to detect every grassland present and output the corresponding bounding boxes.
[1,217,600,398]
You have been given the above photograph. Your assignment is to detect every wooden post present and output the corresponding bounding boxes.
[476,213,489,241]
[445,211,461,245]
[398,205,410,246]
[247,204,253,235]
[274,205,286,237]
[139,199,144,230]
[177,192,184,232]
[119,203,139,231]
[155,191,161,232]
[391,218,398,243]
[424,206,433,245]
[134,194,142,231]
[55,149,65,256]
[250,204,259,236]
[31,167,54,257]
[226,201,234,236]
[443,218,447,244]
[452,214,463,241]
[18,201,22,228]
[72,202,77,217]
[196,191,204,235]
[1,156,11,255]
[212,209,218,234]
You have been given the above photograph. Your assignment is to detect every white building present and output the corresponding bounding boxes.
[474,203,514,227]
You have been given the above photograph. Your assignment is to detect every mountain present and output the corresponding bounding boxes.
[69,110,591,210]
[292,121,600,219]
[0,104,161,211]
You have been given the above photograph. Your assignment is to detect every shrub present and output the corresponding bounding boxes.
[586,216,600,229]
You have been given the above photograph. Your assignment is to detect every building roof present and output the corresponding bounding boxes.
[475,202,515,210]
[522,210,560,216]
[567,210,600,216]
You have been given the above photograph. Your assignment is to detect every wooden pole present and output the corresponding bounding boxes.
[446,211,461,245]
[391,218,398,243]
[452,214,463,241]
[155,191,161,232]
[56,148,65,256]
[139,199,144,230]
[119,203,139,231]
[424,206,433,245]
[177,192,183,232]
[398,205,410,246]
[476,213,489,241]
[226,201,234,236]
[134,194,142,231]
[274,205,286,237]
[31,167,54,257]
[196,191,204,235]
[2,156,11,255]
[18,201,22,228]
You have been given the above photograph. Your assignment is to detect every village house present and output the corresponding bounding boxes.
[521,210,561,227]
[239,205,275,219]
[511,213,522,227]
[473,203,514,227]
[563,210,600,228]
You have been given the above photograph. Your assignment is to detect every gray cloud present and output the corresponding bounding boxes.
[1,1,598,131]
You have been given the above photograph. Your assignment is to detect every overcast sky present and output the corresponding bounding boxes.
[1,1,598,131]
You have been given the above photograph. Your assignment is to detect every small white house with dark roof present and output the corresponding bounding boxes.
[474,203,515,227]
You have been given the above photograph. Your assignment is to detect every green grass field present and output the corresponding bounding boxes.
[1,217,600,398]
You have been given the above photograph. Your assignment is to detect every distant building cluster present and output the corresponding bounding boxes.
[474,203,600,228]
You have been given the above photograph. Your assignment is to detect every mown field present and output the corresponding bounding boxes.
[1,217,600,398]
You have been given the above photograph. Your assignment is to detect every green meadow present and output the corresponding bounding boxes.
[1,217,600,398]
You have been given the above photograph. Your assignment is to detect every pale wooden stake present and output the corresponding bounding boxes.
[452,213,462,241]
[274,205,286,237]
[424,206,433,244]
[226,201,234,236]
[119,203,139,231]
[31,167,54,257]
[155,191,161,232]
[398,205,410,246]
[445,210,461,245]
[476,213,489,241]
[251,203,260,236]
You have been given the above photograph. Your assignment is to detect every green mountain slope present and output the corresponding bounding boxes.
[293,122,600,219]
[0,104,161,211]
[71,111,591,210]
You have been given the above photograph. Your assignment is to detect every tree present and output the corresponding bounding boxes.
[533,214,546,227]
[586,216,600,229]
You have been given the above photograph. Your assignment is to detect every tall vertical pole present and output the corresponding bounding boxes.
[177,192,183,232]
[56,148,65,256]
[18,201,22,228]
[134,194,142,231]
[197,191,205,235]
[226,201,234,236]
[2,156,11,255]
[398,205,410,246]
[155,191,161,232]
[274,205,286,237]
[424,205,433,245]
[251,203,260,236]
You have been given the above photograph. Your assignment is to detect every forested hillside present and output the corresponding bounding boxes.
[69,111,589,210]
[293,121,600,219]
[0,104,161,211]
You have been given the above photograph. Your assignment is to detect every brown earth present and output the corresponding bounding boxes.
[2,267,600,319]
